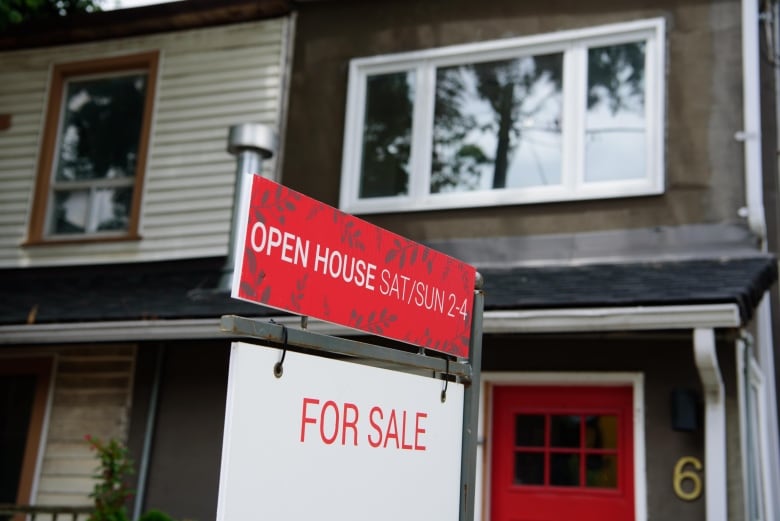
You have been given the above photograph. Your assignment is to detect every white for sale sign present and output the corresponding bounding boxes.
[216,341,464,521]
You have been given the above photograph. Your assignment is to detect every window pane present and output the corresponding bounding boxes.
[359,71,414,198]
[432,53,563,194]
[55,73,147,182]
[514,452,544,485]
[585,415,617,449]
[515,414,545,447]
[551,415,580,447]
[586,454,618,488]
[550,453,579,486]
[585,42,646,182]
[52,187,133,234]
[53,189,89,234]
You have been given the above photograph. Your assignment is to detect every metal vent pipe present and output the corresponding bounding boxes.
[219,123,276,291]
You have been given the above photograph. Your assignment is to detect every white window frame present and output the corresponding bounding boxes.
[340,18,666,214]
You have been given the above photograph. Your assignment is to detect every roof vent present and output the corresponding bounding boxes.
[218,123,276,291]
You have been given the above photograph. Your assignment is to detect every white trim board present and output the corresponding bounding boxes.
[0,303,742,344]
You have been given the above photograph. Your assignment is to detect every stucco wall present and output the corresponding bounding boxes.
[282,0,746,246]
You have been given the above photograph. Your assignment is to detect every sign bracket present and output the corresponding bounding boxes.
[220,314,473,382]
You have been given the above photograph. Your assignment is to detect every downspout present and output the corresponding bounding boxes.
[739,0,767,243]
[133,345,165,520]
[693,328,727,521]
[741,4,780,518]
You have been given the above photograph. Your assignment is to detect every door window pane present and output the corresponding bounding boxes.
[584,42,646,182]
[359,71,415,198]
[586,454,618,488]
[551,415,580,447]
[514,452,544,485]
[515,414,545,446]
[586,415,618,449]
[550,453,580,486]
[432,53,563,193]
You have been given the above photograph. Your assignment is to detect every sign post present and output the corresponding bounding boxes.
[220,176,483,521]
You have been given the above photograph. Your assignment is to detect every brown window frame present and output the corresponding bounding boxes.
[26,51,159,245]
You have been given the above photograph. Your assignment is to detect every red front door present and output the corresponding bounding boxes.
[490,385,635,521]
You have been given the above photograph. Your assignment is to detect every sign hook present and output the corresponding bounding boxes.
[441,357,449,403]
[271,320,288,378]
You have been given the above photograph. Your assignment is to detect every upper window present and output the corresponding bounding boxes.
[27,51,159,243]
[340,19,665,214]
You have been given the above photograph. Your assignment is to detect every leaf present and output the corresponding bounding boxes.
[385,250,398,263]
[240,281,256,297]
[261,190,269,205]
[246,252,257,275]
[260,286,271,303]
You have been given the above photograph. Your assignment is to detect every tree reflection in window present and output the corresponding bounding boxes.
[585,42,646,182]
[50,73,146,235]
[432,54,563,193]
[359,71,414,198]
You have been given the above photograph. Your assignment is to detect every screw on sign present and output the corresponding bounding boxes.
[233,176,477,357]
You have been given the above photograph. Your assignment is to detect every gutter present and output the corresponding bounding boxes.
[0,303,743,344]
[739,0,767,242]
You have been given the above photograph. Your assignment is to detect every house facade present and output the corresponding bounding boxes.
[279,0,780,520]
[0,2,293,520]
[1,1,780,521]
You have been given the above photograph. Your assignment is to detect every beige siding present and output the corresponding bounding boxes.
[36,346,135,509]
[0,345,135,516]
[0,18,288,267]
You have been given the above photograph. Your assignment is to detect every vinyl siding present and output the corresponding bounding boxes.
[0,17,288,267]
[35,346,136,511]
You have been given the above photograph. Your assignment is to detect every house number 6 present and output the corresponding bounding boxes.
[673,456,703,501]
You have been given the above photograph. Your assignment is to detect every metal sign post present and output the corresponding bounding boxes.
[461,276,484,521]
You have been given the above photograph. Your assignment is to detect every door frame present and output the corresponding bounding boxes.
[0,356,55,505]
[479,372,646,521]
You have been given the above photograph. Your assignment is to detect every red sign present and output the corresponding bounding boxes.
[232,176,476,357]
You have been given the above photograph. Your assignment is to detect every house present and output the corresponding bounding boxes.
[0,2,293,520]
[1,1,779,521]
[277,0,780,520]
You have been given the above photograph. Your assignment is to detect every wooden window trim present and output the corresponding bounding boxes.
[0,357,54,505]
[25,51,159,245]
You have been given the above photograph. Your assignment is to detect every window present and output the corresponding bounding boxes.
[340,19,665,213]
[27,51,159,243]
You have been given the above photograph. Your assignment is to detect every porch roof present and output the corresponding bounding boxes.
[1,255,776,327]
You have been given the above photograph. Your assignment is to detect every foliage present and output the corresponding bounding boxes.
[0,0,103,31]
[85,435,135,521]
[138,510,175,521]
[85,436,179,521]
